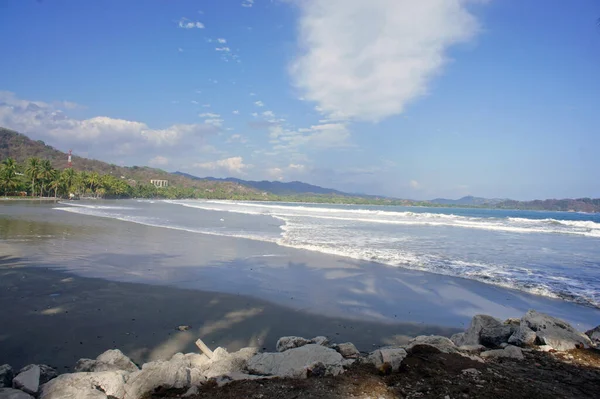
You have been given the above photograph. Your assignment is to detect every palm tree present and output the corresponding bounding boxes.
[49,172,63,199]
[25,157,41,197]
[61,168,76,195]
[79,171,89,195]
[38,160,54,197]
[87,172,100,197]
[1,158,19,196]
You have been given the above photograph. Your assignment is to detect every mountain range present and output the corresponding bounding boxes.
[429,196,509,206]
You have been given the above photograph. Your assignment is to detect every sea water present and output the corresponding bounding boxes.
[52,199,600,309]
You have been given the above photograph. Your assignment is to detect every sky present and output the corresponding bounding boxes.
[1,0,599,200]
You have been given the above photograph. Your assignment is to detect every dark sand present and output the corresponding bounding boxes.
[0,254,459,371]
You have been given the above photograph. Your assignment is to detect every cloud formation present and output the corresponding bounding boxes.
[149,156,169,166]
[269,122,351,150]
[194,156,251,175]
[178,18,205,29]
[241,0,254,8]
[290,0,481,122]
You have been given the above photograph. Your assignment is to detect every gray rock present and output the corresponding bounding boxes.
[461,368,482,377]
[585,325,600,346]
[535,345,555,352]
[247,344,344,378]
[504,318,521,327]
[18,365,57,385]
[334,343,360,359]
[196,347,258,379]
[276,336,312,352]
[124,360,197,399]
[310,336,329,346]
[367,348,407,372]
[39,371,127,399]
[406,335,458,353]
[508,324,537,347]
[479,325,514,348]
[451,315,504,346]
[522,310,591,351]
[76,349,138,373]
[182,385,199,397]
[0,388,34,399]
[480,345,524,360]
[0,365,13,388]
[458,345,487,353]
[211,372,275,387]
[12,365,39,395]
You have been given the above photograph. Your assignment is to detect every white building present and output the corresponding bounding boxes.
[150,179,169,188]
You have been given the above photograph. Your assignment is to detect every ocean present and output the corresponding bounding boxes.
[2,199,600,329]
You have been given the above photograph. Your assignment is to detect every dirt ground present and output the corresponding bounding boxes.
[146,346,600,399]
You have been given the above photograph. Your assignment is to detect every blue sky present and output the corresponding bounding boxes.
[1,0,599,200]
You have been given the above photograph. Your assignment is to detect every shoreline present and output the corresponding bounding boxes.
[0,259,460,371]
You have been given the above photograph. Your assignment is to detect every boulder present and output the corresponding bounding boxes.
[333,343,360,359]
[39,371,127,399]
[535,345,555,352]
[0,388,34,399]
[18,365,57,385]
[508,324,537,347]
[310,336,329,346]
[196,347,258,379]
[451,315,504,346]
[124,360,198,399]
[522,310,591,351]
[585,325,600,346]
[247,344,344,378]
[479,325,514,348]
[211,372,275,387]
[367,348,407,372]
[480,345,524,360]
[75,349,138,373]
[0,365,13,388]
[458,345,487,354]
[12,365,39,395]
[276,336,312,352]
[406,335,458,353]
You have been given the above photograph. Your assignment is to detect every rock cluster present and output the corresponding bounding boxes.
[0,310,597,399]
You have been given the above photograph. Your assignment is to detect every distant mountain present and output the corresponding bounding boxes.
[0,127,260,195]
[175,172,352,196]
[430,196,508,206]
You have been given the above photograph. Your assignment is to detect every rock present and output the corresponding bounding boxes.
[334,343,360,359]
[585,325,600,346]
[504,318,521,327]
[522,310,592,351]
[177,325,191,331]
[367,348,407,372]
[535,345,555,352]
[182,385,199,397]
[0,388,34,399]
[211,372,275,387]
[247,344,344,378]
[0,365,13,388]
[75,349,138,373]
[451,315,504,346]
[276,336,312,352]
[458,345,487,353]
[18,365,57,385]
[39,371,127,399]
[461,368,481,377]
[12,365,40,395]
[197,347,258,379]
[406,335,458,353]
[479,325,514,348]
[480,345,524,360]
[508,324,537,347]
[124,360,198,399]
[310,336,329,346]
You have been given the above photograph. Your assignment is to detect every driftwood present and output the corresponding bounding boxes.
[195,338,214,359]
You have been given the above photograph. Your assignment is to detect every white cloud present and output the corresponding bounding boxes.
[204,118,224,127]
[149,156,169,166]
[249,92,256,96]
[191,100,198,105]
[254,101,265,107]
[0,91,217,148]
[251,112,259,117]
[290,0,482,122]
[178,47,184,52]
[262,110,275,118]
[194,157,251,175]
[215,47,231,52]
[270,122,351,150]
[288,163,306,172]
[232,110,240,115]
[178,18,205,29]
[410,180,421,189]
[267,167,284,181]
[217,38,227,44]
[226,134,248,144]
[199,112,220,118]
[267,163,307,181]
[241,0,254,8]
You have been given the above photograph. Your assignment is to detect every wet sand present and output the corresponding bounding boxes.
[0,255,459,371]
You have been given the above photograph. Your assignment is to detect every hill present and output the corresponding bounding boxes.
[175,172,351,196]
[0,127,260,196]
[430,196,508,206]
